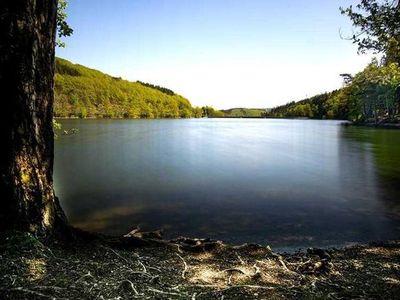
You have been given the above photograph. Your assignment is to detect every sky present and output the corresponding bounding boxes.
[56,0,374,109]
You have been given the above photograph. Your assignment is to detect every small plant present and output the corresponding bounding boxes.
[53,118,62,138]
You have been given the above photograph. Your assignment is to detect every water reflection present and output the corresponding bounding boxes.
[54,119,400,250]
[340,127,400,218]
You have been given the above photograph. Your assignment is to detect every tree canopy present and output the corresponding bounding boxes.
[56,0,73,48]
[340,0,400,64]
[54,58,204,119]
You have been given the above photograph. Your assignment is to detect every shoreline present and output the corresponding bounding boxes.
[1,230,399,299]
[56,116,400,128]
[350,122,400,129]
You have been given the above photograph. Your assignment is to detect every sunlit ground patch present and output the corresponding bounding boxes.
[350,259,364,270]
[192,251,214,261]
[25,258,47,281]
[362,247,400,257]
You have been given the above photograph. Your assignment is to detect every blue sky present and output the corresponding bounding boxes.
[57,0,373,109]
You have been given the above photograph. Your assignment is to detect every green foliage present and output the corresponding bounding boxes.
[222,108,266,118]
[192,106,203,118]
[52,119,62,131]
[56,0,73,48]
[340,0,400,64]
[201,106,224,118]
[327,1,400,123]
[54,58,199,119]
[52,118,62,138]
[345,59,400,122]
[265,60,400,123]
[136,81,175,96]
[0,231,44,252]
[265,92,339,119]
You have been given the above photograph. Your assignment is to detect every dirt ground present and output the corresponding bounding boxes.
[1,231,400,299]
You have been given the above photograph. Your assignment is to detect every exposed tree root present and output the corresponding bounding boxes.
[176,253,188,279]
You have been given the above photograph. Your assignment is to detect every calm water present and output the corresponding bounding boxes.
[54,119,400,250]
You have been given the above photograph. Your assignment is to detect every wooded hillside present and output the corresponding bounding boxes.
[54,58,202,118]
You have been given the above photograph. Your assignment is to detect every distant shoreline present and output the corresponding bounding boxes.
[54,116,333,120]
[54,116,400,129]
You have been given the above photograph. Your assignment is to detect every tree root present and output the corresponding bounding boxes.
[176,253,188,279]
[119,279,139,295]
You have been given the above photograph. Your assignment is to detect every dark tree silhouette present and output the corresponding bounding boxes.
[0,0,66,234]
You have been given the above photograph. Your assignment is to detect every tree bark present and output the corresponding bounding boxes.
[0,0,66,234]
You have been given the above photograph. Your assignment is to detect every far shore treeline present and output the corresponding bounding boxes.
[264,60,400,123]
[55,58,400,123]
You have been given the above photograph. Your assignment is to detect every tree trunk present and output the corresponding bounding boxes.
[0,0,66,235]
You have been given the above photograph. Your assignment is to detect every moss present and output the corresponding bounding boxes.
[0,231,44,252]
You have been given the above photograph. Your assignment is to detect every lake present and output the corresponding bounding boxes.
[54,119,400,251]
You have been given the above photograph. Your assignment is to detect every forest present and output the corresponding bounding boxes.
[222,108,267,118]
[54,57,205,119]
[264,60,400,123]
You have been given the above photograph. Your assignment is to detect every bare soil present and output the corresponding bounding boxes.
[1,231,399,299]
